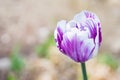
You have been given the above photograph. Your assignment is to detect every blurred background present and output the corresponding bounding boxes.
[0,0,120,80]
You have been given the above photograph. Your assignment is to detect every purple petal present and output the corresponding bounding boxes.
[99,27,102,46]
[76,38,95,62]
[84,10,95,19]
[74,10,100,24]
[54,20,67,39]
[85,19,97,41]
[54,10,102,63]
[61,30,95,62]
[54,20,67,52]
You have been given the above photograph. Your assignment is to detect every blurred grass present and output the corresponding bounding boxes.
[10,44,25,73]
[98,53,119,70]
[7,44,25,80]
[7,74,16,80]
[35,34,54,58]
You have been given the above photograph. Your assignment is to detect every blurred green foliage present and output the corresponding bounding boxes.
[7,45,25,80]
[10,45,25,73]
[98,53,119,70]
[7,74,16,80]
[35,34,54,58]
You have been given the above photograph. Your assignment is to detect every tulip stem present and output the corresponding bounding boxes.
[81,63,88,80]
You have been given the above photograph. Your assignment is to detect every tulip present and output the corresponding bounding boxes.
[54,10,102,80]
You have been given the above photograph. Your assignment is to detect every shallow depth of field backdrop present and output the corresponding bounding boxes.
[0,0,120,80]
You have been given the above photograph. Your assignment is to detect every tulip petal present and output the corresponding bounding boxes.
[85,19,97,41]
[61,28,95,62]
[76,33,95,62]
[54,10,102,62]
[54,20,67,39]
[74,10,87,23]
[66,20,78,31]
[54,20,67,52]
[74,10,100,24]
[99,27,102,46]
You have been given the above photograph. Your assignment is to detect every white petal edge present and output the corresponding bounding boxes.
[73,10,87,22]
[54,20,67,41]
[57,20,67,33]
[74,10,100,24]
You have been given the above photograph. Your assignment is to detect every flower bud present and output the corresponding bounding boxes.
[54,10,102,62]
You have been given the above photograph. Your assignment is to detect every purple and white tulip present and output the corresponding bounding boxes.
[54,10,102,63]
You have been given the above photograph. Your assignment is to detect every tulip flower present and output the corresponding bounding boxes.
[54,10,102,80]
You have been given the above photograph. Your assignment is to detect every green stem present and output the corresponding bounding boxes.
[81,63,88,80]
